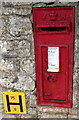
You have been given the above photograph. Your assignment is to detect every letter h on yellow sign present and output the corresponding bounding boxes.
[2,92,27,114]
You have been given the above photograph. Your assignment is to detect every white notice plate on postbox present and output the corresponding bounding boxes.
[47,47,59,72]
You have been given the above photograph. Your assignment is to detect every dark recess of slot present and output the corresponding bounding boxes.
[38,27,67,32]
[45,99,66,101]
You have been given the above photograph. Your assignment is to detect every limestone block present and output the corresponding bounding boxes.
[73,82,77,108]
[0,41,7,54]
[31,41,35,58]
[38,113,67,118]
[69,108,77,115]
[29,95,36,107]
[33,3,46,7]
[1,114,16,118]
[28,108,37,114]
[31,73,36,81]
[0,59,14,72]
[13,6,31,16]
[0,104,4,113]
[2,7,15,15]
[59,0,79,2]
[3,0,55,3]
[17,40,31,58]
[0,74,18,89]
[0,18,3,37]
[2,40,31,58]
[68,114,77,118]
[77,40,79,48]
[17,76,35,91]
[0,58,20,72]
[0,70,35,91]
[2,5,31,16]
[13,75,35,91]
[17,114,37,118]
[9,16,32,36]
[37,106,68,114]
[2,15,10,34]
[26,34,34,42]
[0,113,3,120]
[21,59,35,75]
[0,85,8,105]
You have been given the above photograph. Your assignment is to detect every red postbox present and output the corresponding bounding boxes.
[33,7,74,108]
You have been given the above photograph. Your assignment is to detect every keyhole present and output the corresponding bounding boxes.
[47,75,54,81]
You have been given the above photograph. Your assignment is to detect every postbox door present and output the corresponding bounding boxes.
[42,46,68,101]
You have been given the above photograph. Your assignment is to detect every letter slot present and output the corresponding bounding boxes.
[38,26,70,32]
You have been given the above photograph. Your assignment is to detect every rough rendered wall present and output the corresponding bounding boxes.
[0,1,78,119]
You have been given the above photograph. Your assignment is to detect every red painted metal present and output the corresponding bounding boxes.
[33,7,74,108]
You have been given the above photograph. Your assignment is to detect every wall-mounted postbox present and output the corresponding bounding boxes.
[33,7,74,108]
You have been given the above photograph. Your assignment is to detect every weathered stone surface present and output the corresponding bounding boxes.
[38,113,67,118]
[33,3,46,7]
[17,114,37,118]
[21,59,35,75]
[0,40,31,58]
[2,15,32,38]
[0,74,18,89]
[3,0,79,3]
[0,41,7,54]
[0,58,20,72]
[69,108,77,115]
[37,106,68,114]
[2,5,31,16]
[2,7,15,15]
[59,0,79,2]
[31,73,36,80]
[0,104,3,113]
[68,114,77,118]
[30,95,36,107]
[0,18,2,37]
[16,40,31,58]
[3,0,55,2]
[28,108,37,114]
[0,86,4,115]
[73,82,77,108]
[14,7,31,16]
[9,16,32,36]
[0,71,35,91]
[25,34,34,42]
[1,114,16,118]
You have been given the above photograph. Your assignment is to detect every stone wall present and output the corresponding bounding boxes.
[0,1,79,119]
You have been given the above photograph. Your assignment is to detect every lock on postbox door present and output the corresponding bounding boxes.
[33,7,74,108]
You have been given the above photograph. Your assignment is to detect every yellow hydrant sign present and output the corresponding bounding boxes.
[2,92,27,114]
